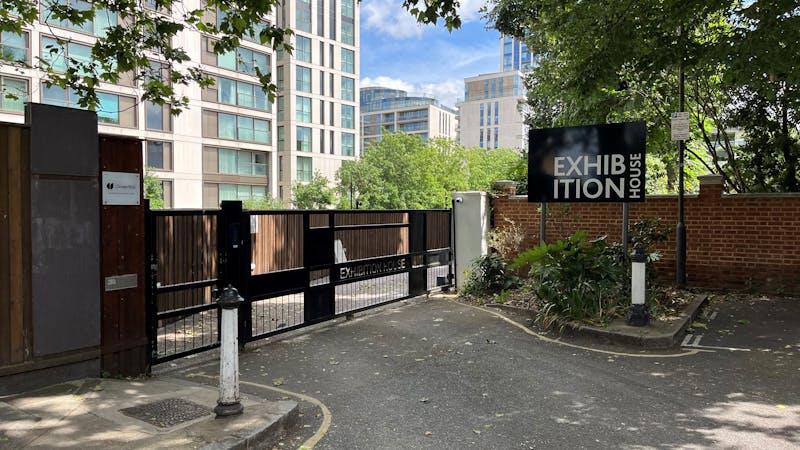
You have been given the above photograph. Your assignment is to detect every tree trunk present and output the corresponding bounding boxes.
[781,89,799,191]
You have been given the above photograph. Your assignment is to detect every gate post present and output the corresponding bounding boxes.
[144,200,158,368]
[408,211,427,296]
[218,201,252,344]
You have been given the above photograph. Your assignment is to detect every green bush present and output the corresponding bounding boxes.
[512,231,624,326]
[462,254,521,297]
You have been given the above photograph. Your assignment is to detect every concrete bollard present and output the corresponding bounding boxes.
[214,285,244,417]
[626,247,650,326]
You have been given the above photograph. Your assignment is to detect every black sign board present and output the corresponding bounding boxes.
[528,122,646,203]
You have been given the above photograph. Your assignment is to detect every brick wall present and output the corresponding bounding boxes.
[492,175,800,292]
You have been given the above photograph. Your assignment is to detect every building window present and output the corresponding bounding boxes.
[479,129,484,148]
[219,183,267,202]
[329,0,337,40]
[494,101,499,125]
[145,101,171,131]
[341,76,354,101]
[218,148,267,176]
[320,128,325,153]
[494,128,499,149]
[329,102,334,126]
[0,31,29,64]
[296,126,312,152]
[41,84,137,127]
[218,46,269,76]
[319,99,325,124]
[296,35,311,62]
[277,66,284,90]
[277,96,285,121]
[40,36,91,75]
[341,132,354,156]
[329,44,334,69]
[41,0,117,37]
[319,41,325,66]
[277,126,285,151]
[296,156,312,182]
[204,110,270,144]
[341,104,355,129]
[296,95,312,122]
[295,0,312,32]
[146,141,172,171]
[479,103,484,126]
[317,0,325,36]
[296,65,311,92]
[212,76,268,110]
[341,48,354,73]
[329,130,335,154]
[398,109,427,121]
[0,76,28,113]
[341,0,355,45]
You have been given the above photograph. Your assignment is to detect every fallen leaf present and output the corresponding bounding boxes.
[424,431,433,437]
[737,319,750,325]
[419,397,430,403]
[272,378,285,386]
[473,429,481,435]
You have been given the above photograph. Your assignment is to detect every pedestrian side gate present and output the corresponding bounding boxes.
[146,202,453,364]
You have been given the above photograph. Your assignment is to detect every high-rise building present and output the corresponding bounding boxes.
[457,71,527,150]
[274,0,359,205]
[500,35,536,72]
[360,86,457,150]
[0,1,359,208]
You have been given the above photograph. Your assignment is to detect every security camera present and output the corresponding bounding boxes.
[454,197,464,203]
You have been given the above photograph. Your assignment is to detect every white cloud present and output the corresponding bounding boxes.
[361,0,487,39]
[362,76,463,107]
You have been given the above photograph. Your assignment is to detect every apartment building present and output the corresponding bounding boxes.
[457,70,527,150]
[360,86,457,150]
[500,35,537,72]
[274,0,359,204]
[0,0,358,208]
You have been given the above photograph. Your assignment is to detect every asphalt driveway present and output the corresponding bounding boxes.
[172,295,800,449]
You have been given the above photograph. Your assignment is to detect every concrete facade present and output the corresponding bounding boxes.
[0,0,359,208]
[360,87,457,150]
[457,71,527,151]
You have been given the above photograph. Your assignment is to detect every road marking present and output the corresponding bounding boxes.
[693,334,704,346]
[456,301,706,358]
[681,343,751,352]
[681,333,694,347]
[194,374,332,449]
[709,311,718,321]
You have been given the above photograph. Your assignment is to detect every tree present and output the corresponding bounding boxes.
[483,0,800,193]
[293,171,335,209]
[143,171,164,209]
[242,196,283,210]
[335,133,523,209]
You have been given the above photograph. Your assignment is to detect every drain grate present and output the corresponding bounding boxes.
[119,398,212,428]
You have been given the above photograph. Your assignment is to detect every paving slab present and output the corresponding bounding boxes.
[0,377,298,449]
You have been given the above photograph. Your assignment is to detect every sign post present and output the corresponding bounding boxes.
[528,122,647,324]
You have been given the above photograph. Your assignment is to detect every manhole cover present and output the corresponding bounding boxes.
[120,398,212,428]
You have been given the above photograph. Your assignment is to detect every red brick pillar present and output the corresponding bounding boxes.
[697,174,724,199]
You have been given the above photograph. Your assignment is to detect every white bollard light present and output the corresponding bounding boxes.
[627,246,650,326]
[214,285,244,417]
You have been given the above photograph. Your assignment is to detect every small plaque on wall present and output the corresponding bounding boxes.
[102,171,141,205]
[105,274,138,292]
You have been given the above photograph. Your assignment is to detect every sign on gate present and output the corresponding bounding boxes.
[527,122,646,203]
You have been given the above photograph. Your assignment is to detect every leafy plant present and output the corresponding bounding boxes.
[293,171,336,209]
[512,231,625,326]
[143,171,164,209]
[462,254,521,297]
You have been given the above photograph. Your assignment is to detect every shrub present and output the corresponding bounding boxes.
[488,218,526,260]
[462,254,521,296]
[512,231,625,326]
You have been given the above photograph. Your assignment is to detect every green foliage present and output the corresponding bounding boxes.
[336,133,524,209]
[293,171,335,209]
[512,232,625,325]
[143,172,164,209]
[242,196,283,210]
[462,254,520,297]
[486,0,799,193]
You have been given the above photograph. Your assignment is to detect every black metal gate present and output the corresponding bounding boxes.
[146,202,453,364]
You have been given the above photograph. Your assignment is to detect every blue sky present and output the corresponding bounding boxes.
[359,0,500,107]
